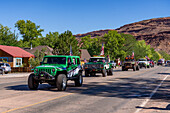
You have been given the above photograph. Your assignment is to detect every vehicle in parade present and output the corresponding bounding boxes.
[122,56,140,71]
[110,61,117,68]
[83,55,114,77]
[148,59,154,67]
[138,58,147,68]
[28,55,83,91]
[157,59,165,66]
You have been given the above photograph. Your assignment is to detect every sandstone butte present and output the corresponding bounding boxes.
[75,17,170,54]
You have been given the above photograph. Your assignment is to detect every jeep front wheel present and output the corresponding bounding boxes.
[28,74,39,90]
[85,71,89,77]
[133,66,136,71]
[56,74,67,91]
[75,72,83,87]
[108,68,113,76]
[102,69,107,77]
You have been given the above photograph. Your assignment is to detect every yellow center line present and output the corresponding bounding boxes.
[2,93,73,113]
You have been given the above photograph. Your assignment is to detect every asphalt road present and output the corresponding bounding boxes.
[0,66,170,113]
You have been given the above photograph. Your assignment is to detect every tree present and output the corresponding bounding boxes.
[134,40,152,60]
[121,33,137,56]
[0,24,18,46]
[88,37,102,56]
[150,48,160,61]
[40,32,59,48]
[80,35,102,56]
[158,50,170,60]
[53,30,80,56]
[15,20,44,42]
[103,30,126,60]
[28,48,47,67]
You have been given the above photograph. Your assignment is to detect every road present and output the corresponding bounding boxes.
[0,66,170,113]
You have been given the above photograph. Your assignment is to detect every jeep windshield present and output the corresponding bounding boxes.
[89,58,106,62]
[43,57,66,64]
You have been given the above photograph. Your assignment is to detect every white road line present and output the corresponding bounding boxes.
[134,74,169,113]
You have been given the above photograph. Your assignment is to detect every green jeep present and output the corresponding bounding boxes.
[83,56,113,77]
[28,55,83,91]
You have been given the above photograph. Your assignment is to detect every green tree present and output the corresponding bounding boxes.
[121,33,137,56]
[53,30,80,56]
[134,40,152,60]
[103,30,126,60]
[40,32,59,48]
[158,50,170,60]
[150,48,160,61]
[0,24,18,46]
[15,20,44,42]
[28,48,47,67]
[80,35,102,56]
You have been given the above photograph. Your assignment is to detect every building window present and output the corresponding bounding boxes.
[0,57,8,62]
[16,58,22,67]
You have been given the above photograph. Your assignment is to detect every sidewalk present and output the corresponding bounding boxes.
[0,72,32,78]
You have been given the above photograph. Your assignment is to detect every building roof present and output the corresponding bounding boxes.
[0,45,34,58]
[24,46,53,55]
[79,49,91,60]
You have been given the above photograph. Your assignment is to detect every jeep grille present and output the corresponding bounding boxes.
[124,63,131,66]
[38,69,52,74]
[86,64,102,68]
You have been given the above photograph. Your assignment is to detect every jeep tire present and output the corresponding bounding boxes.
[85,71,89,77]
[57,74,67,91]
[136,66,139,71]
[122,66,125,71]
[90,72,96,76]
[75,72,83,87]
[133,66,136,71]
[108,68,113,76]
[102,69,107,77]
[28,74,39,90]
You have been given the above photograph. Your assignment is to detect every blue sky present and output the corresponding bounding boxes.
[0,0,170,39]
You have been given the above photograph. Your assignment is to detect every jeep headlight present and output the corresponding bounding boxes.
[35,68,38,72]
[52,69,55,72]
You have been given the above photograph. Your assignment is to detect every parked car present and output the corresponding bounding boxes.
[110,61,116,68]
[0,63,11,74]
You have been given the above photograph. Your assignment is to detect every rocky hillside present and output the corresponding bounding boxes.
[75,17,170,54]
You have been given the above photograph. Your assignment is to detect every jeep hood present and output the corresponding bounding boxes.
[36,64,67,70]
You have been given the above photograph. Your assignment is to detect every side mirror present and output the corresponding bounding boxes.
[40,62,43,65]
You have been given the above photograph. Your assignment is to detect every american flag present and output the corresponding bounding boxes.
[132,51,134,57]
[70,45,73,56]
[100,43,104,55]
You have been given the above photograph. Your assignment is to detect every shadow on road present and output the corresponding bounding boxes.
[136,104,170,110]
[5,69,170,101]
[65,77,170,101]
[158,72,170,75]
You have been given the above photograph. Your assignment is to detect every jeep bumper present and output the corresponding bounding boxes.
[34,71,55,80]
